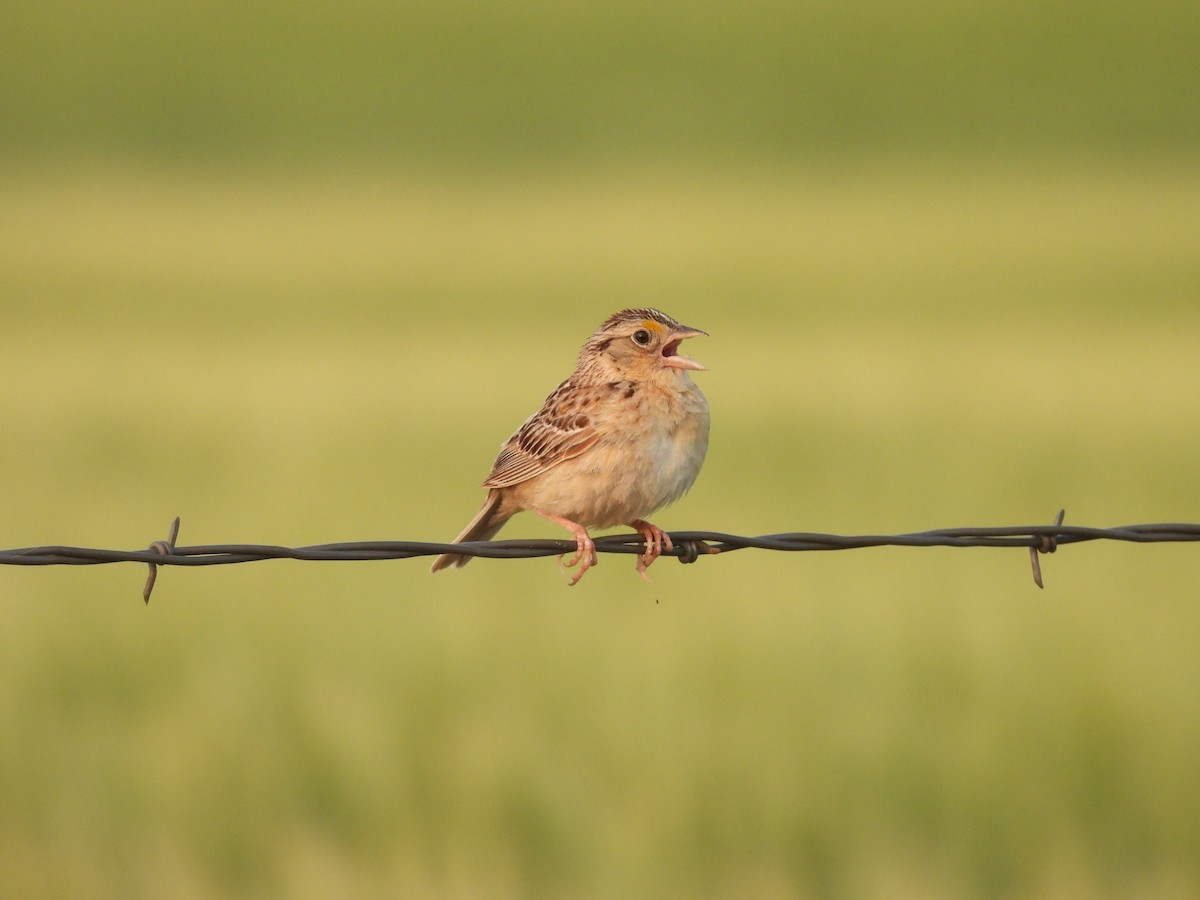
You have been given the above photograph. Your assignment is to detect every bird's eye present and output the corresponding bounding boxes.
[632,329,652,346]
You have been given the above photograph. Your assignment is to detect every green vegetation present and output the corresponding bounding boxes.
[2,1,1198,164]
[2,2,1199,897]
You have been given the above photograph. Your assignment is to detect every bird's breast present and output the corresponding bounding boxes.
[514,378,709,528]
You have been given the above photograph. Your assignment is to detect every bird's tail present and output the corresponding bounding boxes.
[430,490,512,573]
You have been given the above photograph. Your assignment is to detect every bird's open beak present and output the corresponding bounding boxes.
[661,325,707,371]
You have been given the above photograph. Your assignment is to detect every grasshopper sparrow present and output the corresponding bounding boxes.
[431,308,710,584]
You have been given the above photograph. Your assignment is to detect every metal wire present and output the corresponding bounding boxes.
[3,511,1199,602]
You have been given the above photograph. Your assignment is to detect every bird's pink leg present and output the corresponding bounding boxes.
[535,510,597,585]
[628,519,673,583]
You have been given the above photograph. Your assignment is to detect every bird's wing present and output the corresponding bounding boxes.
[483,380,609,488]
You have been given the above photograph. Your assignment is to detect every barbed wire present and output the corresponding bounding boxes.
[3,511,1199,602]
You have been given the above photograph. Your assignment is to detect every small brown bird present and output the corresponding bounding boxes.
[431,308,710,584]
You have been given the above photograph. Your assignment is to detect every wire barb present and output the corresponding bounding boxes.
[1029,508,1066,589]
[143,516,181,604]
[676,539,719,564]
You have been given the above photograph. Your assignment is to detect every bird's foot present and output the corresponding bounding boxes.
[628,519,673,583]
[536,510,597,586]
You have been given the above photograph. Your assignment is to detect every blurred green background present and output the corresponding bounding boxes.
[2,1,1199,897]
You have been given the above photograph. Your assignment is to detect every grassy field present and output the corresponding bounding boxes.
[3,0,1200,896]
[1,160,1198,898]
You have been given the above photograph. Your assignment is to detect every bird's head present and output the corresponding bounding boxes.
[579,308,707,382]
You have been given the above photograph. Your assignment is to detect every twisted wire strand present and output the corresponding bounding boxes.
[4,522,1199,568]
[3,513,1199,601]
